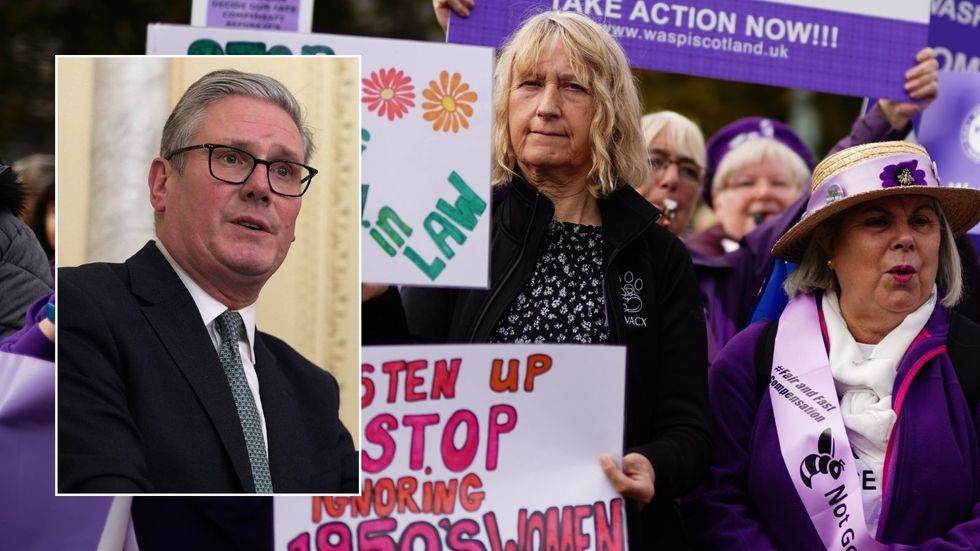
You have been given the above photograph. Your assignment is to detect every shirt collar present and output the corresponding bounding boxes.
[155,240,257,363]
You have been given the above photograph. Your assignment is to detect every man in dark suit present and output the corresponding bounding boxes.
[58,69,358,494]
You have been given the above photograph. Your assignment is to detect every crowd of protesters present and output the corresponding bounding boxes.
[2,0,978,548]
[365,2,980,548]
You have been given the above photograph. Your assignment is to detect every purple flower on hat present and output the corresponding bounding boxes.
[879,160,926,188]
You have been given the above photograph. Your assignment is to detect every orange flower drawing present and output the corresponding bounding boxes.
[423,71,478,133]
[362,68,415,121]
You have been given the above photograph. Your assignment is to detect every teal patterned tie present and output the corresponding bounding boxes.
[215,310,273,493]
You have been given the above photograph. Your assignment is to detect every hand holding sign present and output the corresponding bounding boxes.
[878,47,940,130]
[361,283,389,303]
[600,452,656,506]
[434,0,475,33]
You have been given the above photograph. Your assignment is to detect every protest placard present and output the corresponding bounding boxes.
[448,0,930,100]
[917,71,980,232]
[929,0,980,72]
[147,24,494,287]
[274,344,628,550]
[191,0,313,33]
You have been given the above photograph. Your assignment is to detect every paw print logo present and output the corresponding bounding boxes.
[620,271,643,314]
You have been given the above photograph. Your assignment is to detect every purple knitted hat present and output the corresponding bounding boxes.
[702,117,815,208]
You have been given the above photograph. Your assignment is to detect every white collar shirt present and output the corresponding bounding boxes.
[155,240,268,451]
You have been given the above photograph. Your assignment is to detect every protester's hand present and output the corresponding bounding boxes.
[434,0,475,34]
[600,453,655,506]
[362,283,390,302]
[878,47,939,130]
[39,318,54,343]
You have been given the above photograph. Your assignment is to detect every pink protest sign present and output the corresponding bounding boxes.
[275,344,628,550]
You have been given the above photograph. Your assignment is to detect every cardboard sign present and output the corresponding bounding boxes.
[191,0,313,33]
[275,344,629,550]
[929,0,980,72]
[447,0,931,100]
[147,25,494,288]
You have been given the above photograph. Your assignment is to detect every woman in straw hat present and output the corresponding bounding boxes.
[686,141,980,548]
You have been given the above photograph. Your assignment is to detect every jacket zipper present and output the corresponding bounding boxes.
[467,193,541,342]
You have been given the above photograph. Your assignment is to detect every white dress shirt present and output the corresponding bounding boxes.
[155,241,268,451]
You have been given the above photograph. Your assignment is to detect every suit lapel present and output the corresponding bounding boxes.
[254,334,313,491]
[126,242,256,491]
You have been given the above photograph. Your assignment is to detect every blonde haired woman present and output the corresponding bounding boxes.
[367,9,711,547]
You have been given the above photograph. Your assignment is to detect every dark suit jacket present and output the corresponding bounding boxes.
[131,497,272,551]
[58,241,358,493]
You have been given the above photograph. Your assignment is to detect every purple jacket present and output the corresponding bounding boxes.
[686,298,980,549]
[693,105,909,362]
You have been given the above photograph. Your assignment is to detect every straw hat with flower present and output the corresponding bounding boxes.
[771,141,980,263]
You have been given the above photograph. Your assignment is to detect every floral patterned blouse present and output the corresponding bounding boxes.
[490,220,609,344]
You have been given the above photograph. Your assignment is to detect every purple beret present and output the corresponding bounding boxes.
[702,117,815,208]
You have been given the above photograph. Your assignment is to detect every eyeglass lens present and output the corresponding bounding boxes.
[210,146,311,196]
[649,155,702,184]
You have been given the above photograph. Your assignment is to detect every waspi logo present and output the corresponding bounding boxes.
[800,427,844,489]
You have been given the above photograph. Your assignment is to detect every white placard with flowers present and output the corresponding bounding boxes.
[148,24,494,287]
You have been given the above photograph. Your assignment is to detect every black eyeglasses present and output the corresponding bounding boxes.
[166,143,317,197]
[648,153,703,187]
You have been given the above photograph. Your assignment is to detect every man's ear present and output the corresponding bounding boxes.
[148,157,172,213]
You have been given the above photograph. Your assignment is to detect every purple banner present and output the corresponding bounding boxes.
[0,352,113,548]
[448,0,929,100]
[917,71,980,195]
[206,0,301,31]
[929,0,980,72]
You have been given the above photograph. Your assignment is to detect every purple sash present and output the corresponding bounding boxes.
[770,295,885,550]
[0,351,115,548]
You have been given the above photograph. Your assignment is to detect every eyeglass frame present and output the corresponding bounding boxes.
[165,143,318,198]
[647,151,704,186]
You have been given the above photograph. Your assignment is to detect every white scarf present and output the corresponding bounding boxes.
[821,287,936,533]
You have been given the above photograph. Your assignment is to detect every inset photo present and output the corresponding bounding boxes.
[56,55,361,494]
